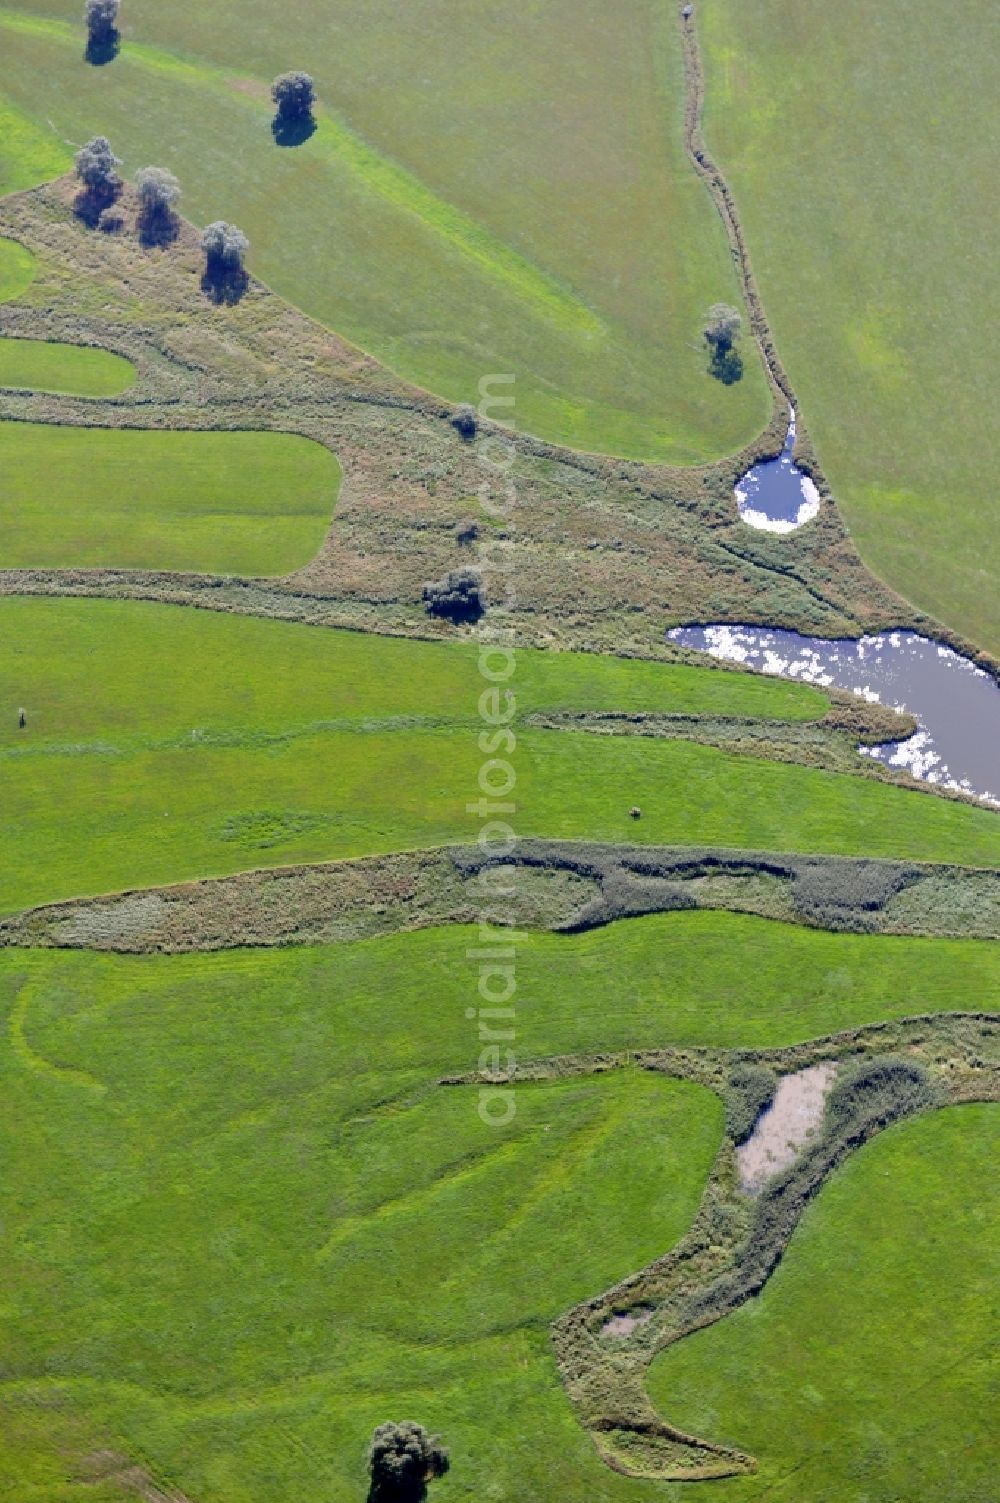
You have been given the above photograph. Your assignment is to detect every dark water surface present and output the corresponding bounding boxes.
[736,411,820,531]
[669,624,1000,806]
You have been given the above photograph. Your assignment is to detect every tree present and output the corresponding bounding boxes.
[703,303,742,353]
[271,70,316,145]
[271,71,315,121]
[135,166,180,244]
[422,567,484,624]
[84,0,118,42]
[201,221,251,303]
[703,302,744,384]
[84,0,120,64]
[74,135,121,195]
[367,1422,449,1503]
[202,220,250,272]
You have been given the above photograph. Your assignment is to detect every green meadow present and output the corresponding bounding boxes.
[648,1104,999,1501]
[700,0,999,654]
[0,930,993,1500]
[0,232,35,301]
[0,423,338,572]
[0,336,134,395]
[3,598,998,914]
[0,3,770,461]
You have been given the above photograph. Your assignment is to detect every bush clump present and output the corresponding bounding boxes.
[450,405,478,440]
[367,1421,449,1503]
[422,567,484,623]
[725,1062,778,1144]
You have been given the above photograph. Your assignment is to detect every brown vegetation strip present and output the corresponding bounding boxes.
[2,841,997,953]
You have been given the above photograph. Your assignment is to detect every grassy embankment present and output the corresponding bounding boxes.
[0,1,771,461]
[699,0,999,654]
[648,1104,999,1502]
[3,597,999,915]
[0,936,995,1500]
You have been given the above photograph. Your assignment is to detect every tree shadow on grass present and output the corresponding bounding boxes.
[708,345,744,385]
[73,180,121,229]
[137,207,180,249]
[271,113,317,148]
[201,264,250,305]
[84,28,120,66]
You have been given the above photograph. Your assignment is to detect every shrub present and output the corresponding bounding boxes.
[451,404,478,440]
[367,1421,449,1503]
[725,1062,778,1144]
[422,567,484,623]
[703,303,741,353]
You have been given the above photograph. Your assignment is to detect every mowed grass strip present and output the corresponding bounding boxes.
[700,0,1000,654]
[2,599,999,912]
[0,338,135,395]
[0,423,339,572]
[0,944,724,1498]
[0,4,770,462]
[0,233,35,303]
[647,1105,999,1502]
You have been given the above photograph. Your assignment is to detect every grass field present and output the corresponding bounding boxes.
[699,0,1000,655]
[3,598,999,914]
[0,233,35,301]
[0,337,134,395]
[0,89,67,196]
[0,3,771,462]
[0,931,993,1500]
[0,423,339,571]
[0,938,725,1501]
[648,1104,999,1501]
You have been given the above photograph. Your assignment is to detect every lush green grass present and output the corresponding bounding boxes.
[0,86,68,195]
[1,925,993,1500]
[0,939,725,1500]
[648,1105,999,1501]
[700,0,999,654]
[0,233,35,302]
[0,422,338,571]
[0,3,771,462]
[0,336,135,395]
[3,597,998,913]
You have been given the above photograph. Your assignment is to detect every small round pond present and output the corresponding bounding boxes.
[669,624,1000,806]
[736,410,819,532]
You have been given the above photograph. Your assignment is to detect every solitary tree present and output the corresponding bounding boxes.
[272,71,315,121]
[367,1422,449,1503]
[271,70,316,144]
[84,0,118,42]
[703,302,743,384]
[84,0,120,63]
[135,166,180,244]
